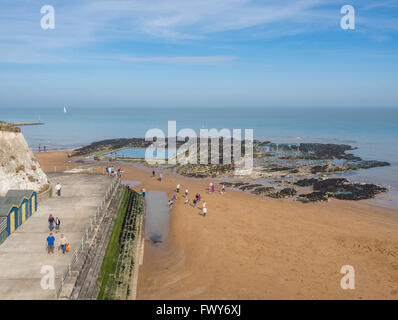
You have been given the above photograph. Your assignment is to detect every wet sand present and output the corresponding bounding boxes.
[36,152,398,299]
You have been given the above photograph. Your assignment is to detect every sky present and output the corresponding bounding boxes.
[0,0,398,109]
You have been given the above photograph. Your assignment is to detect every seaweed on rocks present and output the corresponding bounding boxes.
[239,184,263,191]
[297,192,329,203]
[251,186,276,196]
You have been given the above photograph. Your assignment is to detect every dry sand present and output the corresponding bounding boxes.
[37,152,398,299]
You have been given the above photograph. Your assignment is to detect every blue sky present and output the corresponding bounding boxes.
[0,0,398,108]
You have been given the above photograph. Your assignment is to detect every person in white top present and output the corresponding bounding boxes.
[202,207,207,217]
[176,184,180,193]
[56,183,62,196]
[185,188,189,198]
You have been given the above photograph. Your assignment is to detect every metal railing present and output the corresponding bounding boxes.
[55,175,120,299]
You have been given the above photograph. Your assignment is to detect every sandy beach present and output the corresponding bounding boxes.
[36,151,398,300]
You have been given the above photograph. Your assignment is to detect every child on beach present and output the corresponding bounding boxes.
[203,207,207,217]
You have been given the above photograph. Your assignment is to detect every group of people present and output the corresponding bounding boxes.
[174,185,207,217]
[46,233,69,254]
[106,166,123,177]
[46,214,69,254]
[152,170,163,182]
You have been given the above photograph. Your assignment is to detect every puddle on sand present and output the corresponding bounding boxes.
[144,190,170,247]
[121,180,142,187]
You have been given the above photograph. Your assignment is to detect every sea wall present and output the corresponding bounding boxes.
[0,131,48,196]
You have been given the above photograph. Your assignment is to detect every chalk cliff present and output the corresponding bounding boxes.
[0,131,48,196]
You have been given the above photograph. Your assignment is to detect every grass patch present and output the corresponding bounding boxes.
[97,188,129,300]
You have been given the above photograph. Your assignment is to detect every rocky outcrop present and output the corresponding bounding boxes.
[0,131,48,196]
[177,164,234,178]
[252,186,276,196]
[296,178,388,202]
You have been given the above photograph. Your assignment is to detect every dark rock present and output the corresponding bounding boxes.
[294,178,320,187]
[298,143,359,160]
[239,184,263,191]
[177,164,234,178]
[251,186,276,196]
[331,183,388,200]
[220,182,249,188]
[313,178,349,192]
[272,187,297,198]
[312,178,388,201]
[297,192,329,203]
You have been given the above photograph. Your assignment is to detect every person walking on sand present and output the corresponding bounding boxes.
[203,201,206,209]
[185,188,189,198]
[152,170,155,178]
[159,173,163,182]
[56,183,62,196]
[46,233,55,254]
[48,214,55,231]
[193,198,197,208]
[198,194,201,202]
[176,184,180,193]
[142,188,146,198]
[212,184,215,193]
[184,198,189,205]
[203,207,207,217]
[55,217,61,233]
[221,184,225,194]
[59,234,68,255]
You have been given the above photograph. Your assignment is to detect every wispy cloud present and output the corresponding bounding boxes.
[0,0,397,64]
[121,55,236,65]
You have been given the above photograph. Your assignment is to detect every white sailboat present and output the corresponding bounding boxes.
[64,106,67,113]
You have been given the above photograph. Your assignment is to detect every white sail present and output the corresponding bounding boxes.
[64,106,67,113]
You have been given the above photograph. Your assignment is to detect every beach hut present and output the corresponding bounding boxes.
[30,191,37,216]
[0,199,19,238]
[0,217,7,245]
[6,190,35,225]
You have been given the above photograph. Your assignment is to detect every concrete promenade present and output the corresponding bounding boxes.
[0,173,112,299]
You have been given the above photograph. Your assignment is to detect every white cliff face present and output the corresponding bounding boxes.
[0,131,48,196]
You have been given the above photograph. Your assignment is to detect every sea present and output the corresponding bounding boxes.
[1,106,397,208]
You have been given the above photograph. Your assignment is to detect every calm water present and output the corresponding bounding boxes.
[1,106,398,191]
[144,191,170,246]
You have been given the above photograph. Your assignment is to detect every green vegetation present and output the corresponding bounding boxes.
[97,188,129,300]
[0,122,20,132]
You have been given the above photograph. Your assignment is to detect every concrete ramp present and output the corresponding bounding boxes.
[0,173,113,300]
